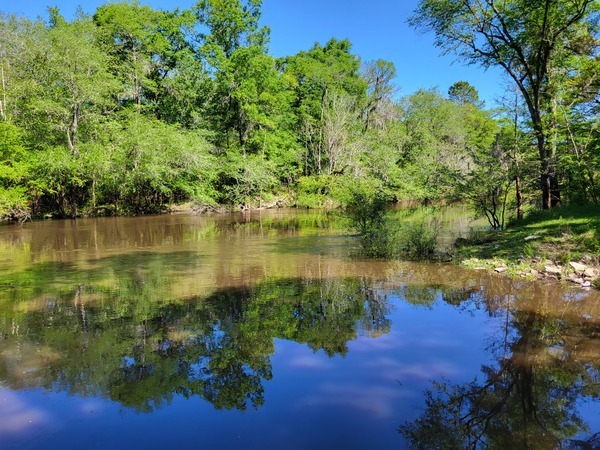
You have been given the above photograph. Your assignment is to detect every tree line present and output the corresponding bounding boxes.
[0,0,598,222]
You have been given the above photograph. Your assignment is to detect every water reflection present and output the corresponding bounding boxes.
[401,280,600,449]
[0,211,599,448]
[0,273,393,413]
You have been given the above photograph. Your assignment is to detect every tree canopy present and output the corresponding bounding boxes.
[410,0,600,209]
[0,0,598,221]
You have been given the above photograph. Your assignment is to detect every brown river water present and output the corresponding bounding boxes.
[0,208,599,449]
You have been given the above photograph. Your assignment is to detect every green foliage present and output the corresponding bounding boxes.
[29,146,85,218]
[342,181,399,258]
[295,175,335,208]
[94,2,195,112]
[193,0,268,61]
[410,0,599,210]
[0,1,597,221]
[398,88,491,201]
[105,114,217,213]
[342,182,442,259]
[217,150,276,207]
[343,181,390,235]
[0,186,30,222]
[399,218,440,259]
[0,122,31,220]
[284,38,366,177]
[448,80,481,107]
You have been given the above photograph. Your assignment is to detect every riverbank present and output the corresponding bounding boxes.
[454,205,600,289]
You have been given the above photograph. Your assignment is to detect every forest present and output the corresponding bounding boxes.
[0,0,598,222]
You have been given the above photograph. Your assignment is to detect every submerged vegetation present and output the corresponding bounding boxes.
[0,0,597,225]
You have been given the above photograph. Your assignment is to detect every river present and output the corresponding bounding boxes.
[0,208,599,449]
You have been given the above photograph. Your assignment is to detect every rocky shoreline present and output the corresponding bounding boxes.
[461,256,600,289]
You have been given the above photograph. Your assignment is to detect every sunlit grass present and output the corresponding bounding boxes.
[455,204,600,263]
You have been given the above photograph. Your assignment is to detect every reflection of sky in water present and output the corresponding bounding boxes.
[1,210,599,449]
[0,297,488,449]
[1,292,600,450]
[0,390,50,436]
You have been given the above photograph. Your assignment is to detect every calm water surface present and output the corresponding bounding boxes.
[0,209,599,449]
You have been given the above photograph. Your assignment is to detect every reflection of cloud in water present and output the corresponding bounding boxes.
[365,357,462,381]
[349,333,406,352]
[412,335,465,349]
[302,383,411,419]
[279,342,334,370]
[0,389,49,435]
[287,354,333,370]
[352,330,471,355]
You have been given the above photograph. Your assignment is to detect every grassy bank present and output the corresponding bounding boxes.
[454,205,600,289]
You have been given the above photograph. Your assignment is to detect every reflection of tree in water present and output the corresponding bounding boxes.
[400,290,600,449]
[0,275,391,413]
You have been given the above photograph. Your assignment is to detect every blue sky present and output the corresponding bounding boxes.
[2,0,507,106]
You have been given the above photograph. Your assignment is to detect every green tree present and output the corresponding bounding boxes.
[410,0,599,209]
[15,9,119,217]
[448,80,482,107]
[0,122,30,221]
[192,0,270,146]
[284,38,366,176]
[551,44,600,204]
[34,8,117,155]
[94,2,195,113]
[102,113,216,214]
[193,0,268,61]
[399,89,469,200]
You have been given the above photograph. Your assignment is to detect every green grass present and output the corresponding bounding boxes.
[455,204,600,265]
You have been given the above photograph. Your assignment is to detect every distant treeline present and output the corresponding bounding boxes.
[0,0,598,221]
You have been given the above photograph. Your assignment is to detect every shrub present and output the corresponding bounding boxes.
[344,187,390,236]
[0,187,31,222]
[399,218,440,259]
[343,182,398,257]
[295,175,335,208]
[343,182,440,259]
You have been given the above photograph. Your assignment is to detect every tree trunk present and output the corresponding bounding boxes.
[534,122,559,210]
[515,175,523,221]
[92,177,96,215]
[513,89,523,221]
[67,103,79,155]
[549,97,561,207]
[0,63,6,121]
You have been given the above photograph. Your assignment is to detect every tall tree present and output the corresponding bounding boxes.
[362,59,397,131]
[17,8,120,218]
[39,8,117,155]
[192,0,271,146]
[410,0,599,209]
[448,80,481,107]
[284,38,366,175]
[399,88,488,200]
[193,0,268,61]
[94,2,195,112]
